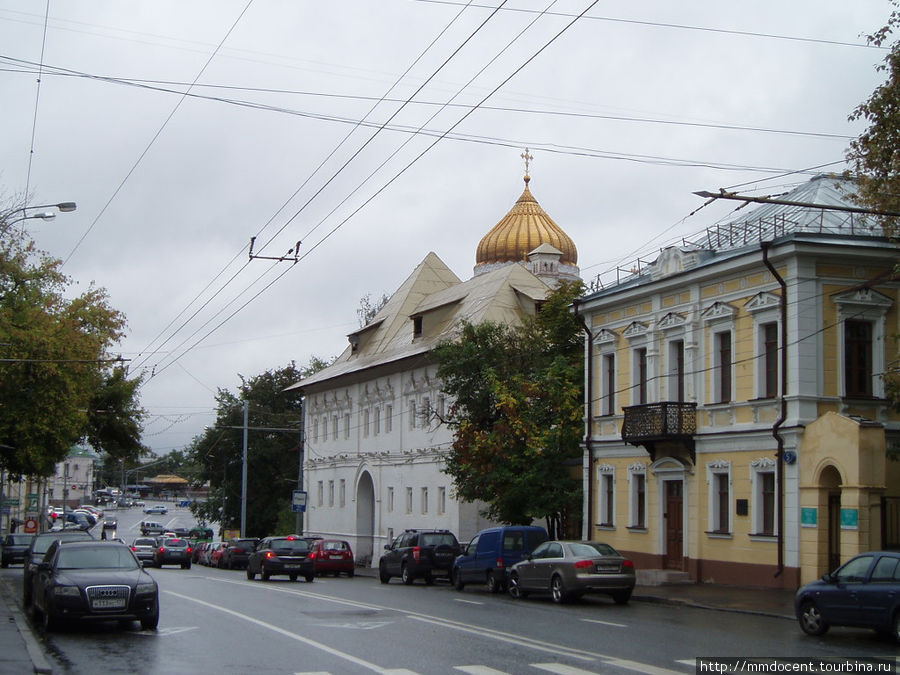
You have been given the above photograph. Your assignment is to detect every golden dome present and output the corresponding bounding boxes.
[475,177,577,268]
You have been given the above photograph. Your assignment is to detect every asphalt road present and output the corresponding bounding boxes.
[2,504,897,674]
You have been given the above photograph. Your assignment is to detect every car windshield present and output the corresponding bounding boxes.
[57,546,139,570]
[271,539,309,553]
[133,539,155,547]
[421,533,456,547]
[570,542,619,557]
[234,540,256,551]
[163,539,187,548]
[8,535,32,545]
[322,541,349,551]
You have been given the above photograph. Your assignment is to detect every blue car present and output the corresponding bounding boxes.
[452,525,548,593]
[795,551,900,642]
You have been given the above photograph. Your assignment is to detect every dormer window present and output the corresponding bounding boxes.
[413,316,423,337]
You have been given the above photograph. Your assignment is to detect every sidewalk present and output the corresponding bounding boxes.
[0,576,53,674]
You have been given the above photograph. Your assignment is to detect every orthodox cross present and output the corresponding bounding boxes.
[521,147,533,177]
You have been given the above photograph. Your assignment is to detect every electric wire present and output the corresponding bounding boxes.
[22,1,50,201]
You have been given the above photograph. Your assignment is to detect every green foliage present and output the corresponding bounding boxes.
[435,281,586,535]
[187,362,306,538]
[846,1,900,236]
[357,292,390,328]
[0,220,136,477]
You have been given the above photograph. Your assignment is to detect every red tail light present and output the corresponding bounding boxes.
[187,547,193,553]
[574,560,593,570]
[131,546,137,552]
[623,559,635,570]
[497,557,505,569]
[265,551,275,559]
[158,547,166,553]
[412,546,421,563]
[309,551,317,560]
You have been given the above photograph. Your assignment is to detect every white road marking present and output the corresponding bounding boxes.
[164,590,392,674]
[676,660,696,667]
[533,664,601,674]
[600,656,685,675]
[454,666,510,674]
[133,625,198,637]
[454,598,484,605]
[580,618,627,628]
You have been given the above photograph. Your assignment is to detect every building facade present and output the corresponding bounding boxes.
[575,175,899,589]
[289,174,580,567]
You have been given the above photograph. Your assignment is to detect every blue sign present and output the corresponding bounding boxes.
[291,490,307,513]
[840,508,858,530]
[801,507,817,527]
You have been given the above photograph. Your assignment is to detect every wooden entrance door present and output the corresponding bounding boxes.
[828,494,841,572]
[664,481,684,569]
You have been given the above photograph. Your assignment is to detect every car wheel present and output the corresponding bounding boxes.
[228,559,235,570]
[452,567,465,591]
[508,572,528,599]
[246,567,256,580]
[347,569,355,578]
[261,567,270,581]
[41,607,58,632]
[424,573,435,586]
[798,600,829,636]
[182,562,191,570]
[379,562,390,584]
[401,563,414,585]
[289,574,298,582]
[305,574,315,583]
[550,575,569,604]
[486,570,501,594]
[892,610,900,643]
[140,607,159,630]
[612,589,632,605]
[217,558,224,569]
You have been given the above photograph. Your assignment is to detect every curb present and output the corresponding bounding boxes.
[0,577,54,674]
[631,592,795,621]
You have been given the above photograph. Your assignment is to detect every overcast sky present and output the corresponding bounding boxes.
[0,0,892,456]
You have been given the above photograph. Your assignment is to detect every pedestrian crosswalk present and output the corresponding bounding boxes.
[296,660,691,675]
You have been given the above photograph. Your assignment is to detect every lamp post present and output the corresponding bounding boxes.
[2,201,77,230]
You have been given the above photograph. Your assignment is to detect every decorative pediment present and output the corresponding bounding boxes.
[750,457,776,470]
[706,459,731,470]
[593,328,617,345]
[596,463,615,473]
[628,462,647,473]
[701,301,735,322]
[623,321,649,339]
[745,291,781,314]
[649,246,714,281]
[832,287,893,310]
[657,312,687,331]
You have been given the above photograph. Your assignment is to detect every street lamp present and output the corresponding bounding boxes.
[2,201,77,229]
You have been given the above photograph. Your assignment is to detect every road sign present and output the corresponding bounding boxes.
[24,518,38,534]
[2,498,19,507]
[26,493,38,510]
[291,490,307,513]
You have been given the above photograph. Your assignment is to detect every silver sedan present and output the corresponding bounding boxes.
[508,540,636,604]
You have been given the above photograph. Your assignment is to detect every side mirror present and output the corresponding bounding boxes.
[524,553,533,561]
[821,573,834,583]
[37,561,52,571]
[384,544,392,551]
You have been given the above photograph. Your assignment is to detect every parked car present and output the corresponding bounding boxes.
[73,510,98,526]
[208,542,228,568]
[193,541,216,565]
[78,504,103,518]
[23,530,94,607]
[1,533,35,568]
[140,521,165,536]
[143,505,168,515]
[795,551,900,642]
[309,539,355,577]
[30,540,159,631]
[379,529,459,585]
[152,537,192,569]
[220,538,258,570]
[452,525,548,593]
[246,536,315,582]
[130,537,157,565]
[508,540,636,604]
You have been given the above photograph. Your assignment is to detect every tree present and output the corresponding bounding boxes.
[434,281,585,537]
[0,219,137,477]
[187,359,332,537]
[846,0,900,236]
[356,292,390,327]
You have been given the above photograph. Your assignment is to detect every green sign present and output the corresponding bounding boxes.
[2,498,19,507]
[840,508,859,530]
[26,493,39,510]
[801,507,817,527]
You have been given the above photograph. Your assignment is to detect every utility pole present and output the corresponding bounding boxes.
[240,400,248,538]
[294,397,305,535]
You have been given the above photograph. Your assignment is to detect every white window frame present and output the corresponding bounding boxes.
[408,401,416,431]
[706,460,732,536]
[628,463,647,529]
[387,487,394,513]
[834,289,891,399]
[328,480,334,507]
[597,464,616,528]
[385,405,393,433]
[746,293,781,399]
[405,487,413,514]
[374,406,381,435]
[317,481,324,507]
[331,415,338,441]
[339,479,346,508]
[344,413,351,439]
[421,487,428,514]
[750,457,777,537]
[363,409,370,437]
[438,486,446,515]
[713,329,733,404]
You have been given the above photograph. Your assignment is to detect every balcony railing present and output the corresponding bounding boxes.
[621,401,697,464]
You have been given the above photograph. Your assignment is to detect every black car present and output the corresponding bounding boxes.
[795,550,900,642]
[379,529,460,585]
[246,536,315,582]
[152,537,192,569]
[23,530,94,607]
[220,538,258,570]
[1,533,34,567]
[30,540,159,631]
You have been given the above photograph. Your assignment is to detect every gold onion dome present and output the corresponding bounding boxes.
[475,176,578,268]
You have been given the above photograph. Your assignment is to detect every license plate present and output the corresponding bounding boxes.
[284,564,300,569]
[596,565,618,572]
[92,599,126,609]
[329,555,343,560]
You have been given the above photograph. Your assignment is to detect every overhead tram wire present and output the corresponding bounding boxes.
[22,1,50,200]
[143,0,499,378]
[0,56,857,143]
[59,0,255,268]
[149,0,602,380]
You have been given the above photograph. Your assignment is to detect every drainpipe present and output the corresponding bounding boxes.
[572,298,595,540]
[761,242,787,579]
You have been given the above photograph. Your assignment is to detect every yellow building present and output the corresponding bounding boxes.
[574,175,899,589]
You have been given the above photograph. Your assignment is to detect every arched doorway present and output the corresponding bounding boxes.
[355,471,375,566]
[819,465,843,572]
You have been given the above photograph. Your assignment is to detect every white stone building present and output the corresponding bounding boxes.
[288,174,580,567]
